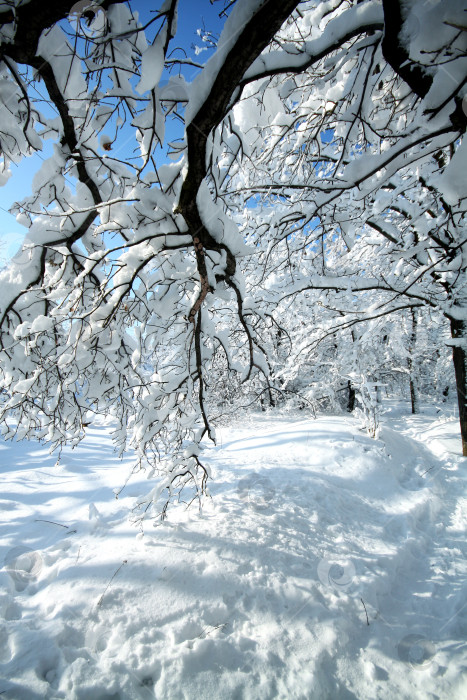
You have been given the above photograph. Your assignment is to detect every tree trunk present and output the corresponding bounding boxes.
[409,377,419,415]
[407,308,419,414]
[450,317,467,457]
[268,388,276,408]
[347,380,356,412]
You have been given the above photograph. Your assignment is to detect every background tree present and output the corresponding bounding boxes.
[224,0,466,449]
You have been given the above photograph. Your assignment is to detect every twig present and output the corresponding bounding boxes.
[361,597,370,626]
[34,519,69,528]
[443,21,467,32]
[196,622,228,639]
[97,560,127,607]
[421,466,435,476]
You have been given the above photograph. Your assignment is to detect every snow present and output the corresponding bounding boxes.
[185,0,267,125]
[1,403,466,699]
[196,180,254,257]
[135,31,166,95]
[37,26,87,109]
[243,2,383,82]
[434,137,467,206]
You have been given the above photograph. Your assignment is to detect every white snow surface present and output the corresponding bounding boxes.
[0,403,466,699]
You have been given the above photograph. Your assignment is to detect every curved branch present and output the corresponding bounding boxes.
[178,0,301,283]
[0,0,126,63]
[381,0,432,99]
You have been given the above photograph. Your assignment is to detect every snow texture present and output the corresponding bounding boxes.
[0,402,466,699]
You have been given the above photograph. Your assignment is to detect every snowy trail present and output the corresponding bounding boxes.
[0,409,466,699]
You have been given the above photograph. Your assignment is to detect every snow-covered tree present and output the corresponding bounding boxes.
[222,0,467,449]
[0,0,465,525]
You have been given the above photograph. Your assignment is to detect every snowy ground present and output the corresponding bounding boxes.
[0,402,466,699]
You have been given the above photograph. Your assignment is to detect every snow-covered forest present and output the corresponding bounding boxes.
[0,0,466,697]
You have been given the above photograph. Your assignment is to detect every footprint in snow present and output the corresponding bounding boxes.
[398,464,439,491]
[3,546,43,592]
[0,624,14,663]
[85,623,113,656]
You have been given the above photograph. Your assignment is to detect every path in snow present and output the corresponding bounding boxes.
[0,407,466,699]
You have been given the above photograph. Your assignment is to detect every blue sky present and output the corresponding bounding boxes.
[0,0,225,262]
